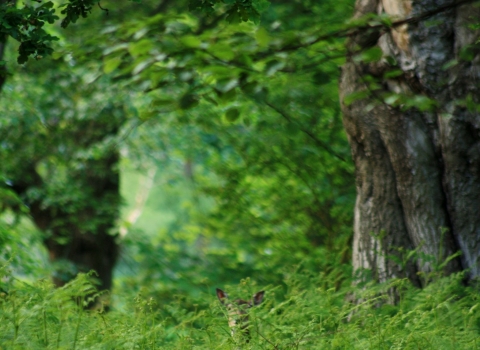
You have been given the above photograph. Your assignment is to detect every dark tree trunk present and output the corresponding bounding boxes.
[340,0,480,285]
[0,0,123,309]
[12,148,120,306]
[36,153,119,293]
[6,108,123,308]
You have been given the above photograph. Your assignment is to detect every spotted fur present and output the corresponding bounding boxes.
[216,288,265,342]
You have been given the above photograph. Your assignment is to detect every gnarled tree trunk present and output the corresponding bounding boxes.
[340,0,480,285]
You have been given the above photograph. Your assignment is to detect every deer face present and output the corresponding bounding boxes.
[216,288,265,340]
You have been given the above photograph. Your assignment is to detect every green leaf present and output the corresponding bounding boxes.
[343,90,369,106]
[180,35,201,48]
[203,95,219,106]
[384,93,401,105]
[404,95,437,112]
[256,27,270,48]
[132,59,153,75]
[215,78,238,93]
[241,80,259,94]
[209,43,235,61]
[39,1,54,9]
[103,56,122,74]
[384,55,397,66]
[354,47,383,63]
[179,93,199,109]
[313,71,330,85]
[128,39,154,58]
[252,0,271,13]
[225,107,240,122]
[151,98,176,108]
[459,45,478,62]
[442,59,458,70]
[216,88,237,103]
[383,69,403,79]
[103,43,128,56]
[265,59,284,76]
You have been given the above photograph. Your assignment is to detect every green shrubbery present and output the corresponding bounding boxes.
[1,259,478,349]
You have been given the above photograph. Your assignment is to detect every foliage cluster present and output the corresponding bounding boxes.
[0,0,271,64]
[0,0,59,63]
[0,258,479,349]
[2,0,479,349]
[98,0,354,306]
[1,0,355,304]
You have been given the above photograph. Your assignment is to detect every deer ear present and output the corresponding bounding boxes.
[216,288,228,304]
[252,291,265,306]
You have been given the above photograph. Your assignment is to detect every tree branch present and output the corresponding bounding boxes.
[258,0,480,58]
[263,100,347,162]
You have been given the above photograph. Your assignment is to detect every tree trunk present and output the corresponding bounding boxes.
[39,151,120,294]
[6,110,123,308]
[340,0,480,285]
[11,149,120,307]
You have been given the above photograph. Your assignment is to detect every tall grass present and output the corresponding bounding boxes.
[0,262,478,349]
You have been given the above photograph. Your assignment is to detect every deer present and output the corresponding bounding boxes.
[216,288,265,343]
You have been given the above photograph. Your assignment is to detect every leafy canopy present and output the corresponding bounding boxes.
[0,0,271,64]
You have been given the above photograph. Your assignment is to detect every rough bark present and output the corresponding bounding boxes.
[340,0,480,284]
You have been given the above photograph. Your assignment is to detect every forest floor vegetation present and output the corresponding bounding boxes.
[0,261,478,349]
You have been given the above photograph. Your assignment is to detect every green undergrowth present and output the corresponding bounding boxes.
[0,264,478,349]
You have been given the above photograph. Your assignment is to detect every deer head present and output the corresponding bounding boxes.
[216,288,265,341]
